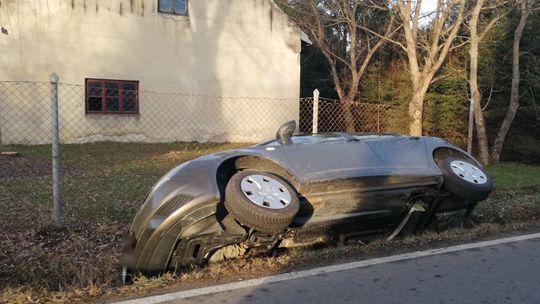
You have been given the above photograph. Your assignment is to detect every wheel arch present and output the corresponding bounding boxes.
[433,147,478,167]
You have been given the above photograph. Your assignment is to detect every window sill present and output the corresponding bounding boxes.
[157,11,190,19]
[85,112,140,116]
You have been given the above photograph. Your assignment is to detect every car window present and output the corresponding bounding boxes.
[260,134,346,146]
[351,134,402,141]
[290,134,346,144]
[261,134,402,146]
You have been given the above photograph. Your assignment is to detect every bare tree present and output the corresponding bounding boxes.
[490,0,536,163]
[277,0,397,131]
[374,0,467,136]
[467,0,510,165]
[401,0,466,136]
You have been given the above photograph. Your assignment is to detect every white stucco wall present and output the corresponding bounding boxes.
[0,0,301,144]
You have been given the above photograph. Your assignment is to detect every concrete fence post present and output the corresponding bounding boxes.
[467,98,475,155]
[50,72,62,227]
[312,89,319,134]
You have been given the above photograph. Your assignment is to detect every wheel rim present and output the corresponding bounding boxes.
[240,174,292,209]
[449,160,488,185]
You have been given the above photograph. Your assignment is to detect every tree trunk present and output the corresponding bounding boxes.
[490,1,530,163]
[341,100,356,132]
[328,58,357,133]
[471,89,490,165]
[339,73,360,133]
[408,89,425,136]
[469,21,491,165]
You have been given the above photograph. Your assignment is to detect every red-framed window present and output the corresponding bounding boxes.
[85,79,139,114]
[158,0,188,16]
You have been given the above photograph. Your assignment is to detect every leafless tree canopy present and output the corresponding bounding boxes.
[385,0,467,136]
[276,0,397,130]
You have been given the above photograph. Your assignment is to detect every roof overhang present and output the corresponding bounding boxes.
[300,31,313,45]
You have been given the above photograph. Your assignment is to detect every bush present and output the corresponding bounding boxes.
[501,135,540,164]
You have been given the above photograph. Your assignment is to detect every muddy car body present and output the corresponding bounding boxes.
[123,121,493,274]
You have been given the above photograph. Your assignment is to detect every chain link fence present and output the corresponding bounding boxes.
[1,79,537,153]
[483,105,540,163]
[299,97,390,134]
[0,81,394,146]
[0,81,303,145]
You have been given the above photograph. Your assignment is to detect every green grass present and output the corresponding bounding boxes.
[1,143,539,303]
[487,163,540,192]
[0,142,246,228]
[476,163,540,225]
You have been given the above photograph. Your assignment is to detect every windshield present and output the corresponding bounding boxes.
[261,133,402,146]
[260,134,345,146]
[290,134,346,144]
[351,134,401,141]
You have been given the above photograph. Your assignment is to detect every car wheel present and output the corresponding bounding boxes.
[224,170,300,234]
[439,157,493,201]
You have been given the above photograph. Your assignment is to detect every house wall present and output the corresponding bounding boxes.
[0,0,301,144]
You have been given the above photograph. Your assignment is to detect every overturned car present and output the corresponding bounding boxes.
[123,121,493,274]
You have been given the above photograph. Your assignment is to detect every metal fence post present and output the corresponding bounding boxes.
[467,98,475,154]
[312,89,319,134]
[50,73,62,227]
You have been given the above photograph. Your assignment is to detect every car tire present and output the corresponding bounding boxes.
[224,170,300,234]
[439,157,493,201]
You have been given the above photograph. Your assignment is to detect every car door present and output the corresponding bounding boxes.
[360,135,435,176]
[276,135,390,183]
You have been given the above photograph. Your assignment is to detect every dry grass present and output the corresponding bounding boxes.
[475,192,540,224]
[0,143,539,303]
[0,224,126,304]
[0,224,125,290]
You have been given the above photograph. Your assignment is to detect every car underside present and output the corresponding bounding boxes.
[122,121,493,275]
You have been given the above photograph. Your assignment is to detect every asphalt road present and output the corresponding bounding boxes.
[163,237,540,304]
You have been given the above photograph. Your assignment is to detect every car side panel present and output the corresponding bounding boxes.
[274,138,444,236]
[277,141,390,182]
[366,137,429,170]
